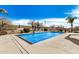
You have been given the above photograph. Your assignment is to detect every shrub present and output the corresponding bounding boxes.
[23,28,30,33]
[58,29,63,32]
[20,30,24,33]
[0,30,7,35]
[44,28,48,31]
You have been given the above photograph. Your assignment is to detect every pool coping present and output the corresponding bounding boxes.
[17,35,33,45]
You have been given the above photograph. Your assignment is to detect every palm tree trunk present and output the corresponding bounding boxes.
[32,25,34,33]
[2,20,4,27]
[71,23,73,32]
[32,25,35,34]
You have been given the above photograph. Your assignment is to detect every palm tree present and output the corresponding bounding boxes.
[0,8,8,15]
[66,16,77,32]
[0,8,8,26]
[0,8,8,30]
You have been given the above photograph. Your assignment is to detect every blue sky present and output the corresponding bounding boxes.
[0,5,79,27]
[0,5,76,19]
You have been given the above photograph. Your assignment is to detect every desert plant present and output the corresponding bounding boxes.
[23,28,30,33]
[44,27,48,31]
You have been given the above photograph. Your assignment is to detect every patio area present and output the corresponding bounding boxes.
[0,33,79,54]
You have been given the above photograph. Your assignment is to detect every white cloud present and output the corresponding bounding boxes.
[12,19,32,26]
[71,6,79,17]
[12,17,79,28]
[39,18,67,27]
[12,18,71,28]
[65,6,79,17]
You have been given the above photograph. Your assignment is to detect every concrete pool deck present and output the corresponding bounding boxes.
[0,33,79,54]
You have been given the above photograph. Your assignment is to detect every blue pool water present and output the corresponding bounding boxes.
[18,32,63,44]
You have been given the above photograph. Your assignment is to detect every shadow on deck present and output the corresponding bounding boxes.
[65,34,79,46]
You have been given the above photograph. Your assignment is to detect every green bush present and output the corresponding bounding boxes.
[58,29,63,32]
[44,28,48,31]
[23,28,30,33]
[20,30,24,33]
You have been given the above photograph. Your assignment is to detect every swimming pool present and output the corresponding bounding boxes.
[18,32,63,44]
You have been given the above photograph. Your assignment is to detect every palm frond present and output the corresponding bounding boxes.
[0,8,8,15]
[66,16,77,23]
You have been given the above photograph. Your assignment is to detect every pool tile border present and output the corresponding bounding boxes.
[16,35,33,45]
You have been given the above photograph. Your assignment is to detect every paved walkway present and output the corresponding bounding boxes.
[0,33,79,54]
[0,35,28,54]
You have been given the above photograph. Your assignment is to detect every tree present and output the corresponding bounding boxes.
[0,8,8,15]
[36,22,43,31]
[66,16,77,32]
[0,8,8,30]
[28,21,43,33]
[28,21,36,33]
